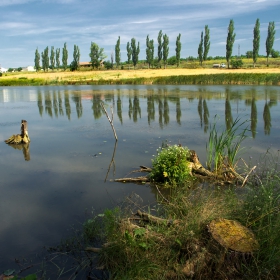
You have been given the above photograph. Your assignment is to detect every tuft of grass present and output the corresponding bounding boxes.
[206,116,248,173]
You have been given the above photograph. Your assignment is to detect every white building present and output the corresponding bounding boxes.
[0,67,8,73]
[22,66,35,72]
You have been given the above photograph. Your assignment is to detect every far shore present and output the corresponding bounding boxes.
[2,67,280,82]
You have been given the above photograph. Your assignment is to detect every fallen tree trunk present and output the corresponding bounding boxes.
[5,120,30,144]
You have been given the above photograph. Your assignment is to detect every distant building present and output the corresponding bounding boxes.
[0,67,8,73]
[22,66,36,72]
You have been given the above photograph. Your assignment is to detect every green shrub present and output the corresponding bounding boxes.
[150,145,191,185]
[231,58,243,69]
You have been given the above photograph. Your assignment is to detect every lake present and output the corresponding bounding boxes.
[0,84,279,276]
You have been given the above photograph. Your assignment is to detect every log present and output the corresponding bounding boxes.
[5,120,30,144]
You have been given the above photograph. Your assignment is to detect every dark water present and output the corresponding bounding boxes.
[0,85,279,275]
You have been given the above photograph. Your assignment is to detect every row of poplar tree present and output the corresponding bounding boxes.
[34,19,276,71]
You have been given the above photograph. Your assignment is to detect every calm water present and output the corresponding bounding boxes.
[0,85,280,274]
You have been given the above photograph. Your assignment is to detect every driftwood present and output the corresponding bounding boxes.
[5,120,30,144]
[114,149,247,185]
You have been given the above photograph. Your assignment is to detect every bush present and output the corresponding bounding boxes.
[231,58,243,69]
[150,145,191,185]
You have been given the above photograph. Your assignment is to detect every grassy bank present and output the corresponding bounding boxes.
[0,72,280,86]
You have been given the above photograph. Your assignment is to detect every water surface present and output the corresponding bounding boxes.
[0,84,279,273]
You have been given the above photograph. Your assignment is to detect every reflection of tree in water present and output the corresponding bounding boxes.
[263,102,271,135]
[58,91,64,116]
[164,96,169,125]
[176,97,181,125]
[132,95,141,122]
[128,98,132,120]
[198,97,203,127]
[117,93,123,124]
[45,91,53,118]
[147,95,155,125]
[53,91,58,118]
[203,99,209,133]
[37,91,43,116]
[72,94,83,119]
[251,98,257,138]
[225,91,233,131]
[92,95,103,120]
[64,92,71,120]
[158,98,163,129]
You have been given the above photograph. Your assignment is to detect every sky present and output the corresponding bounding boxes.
[0,0,279,68]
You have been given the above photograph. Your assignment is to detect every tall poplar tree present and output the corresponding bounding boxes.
[157,30,163,67]
[115,36,121,69]
[146,35,154,69]
[41,47,49,72]
[62,42,68,71]
[70,44,80,71]
[131,38,140,69]
[126,42,132,67]
[253,19,260,68]
[203,25,210,61]
[162,34,169,69]
[34,48,40,71]
[56,48,60,69]
[198,31,203,66]
[175,33,181,67]
[226,19,236,69]
[50,46,55,70]
[266,21,275,66]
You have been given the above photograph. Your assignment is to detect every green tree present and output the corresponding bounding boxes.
[34,48,40,72]
[62,43,68,71]
[89,42,106,69]
[56,48,60,69]
[50,46,55,70]
[253,18,260,68]
[70,44,80,71]
[175,33,181,67]
[266,21,275,66]
[271,49,280,58]
[246,51,253,58]
[115,36,121,69]
[162,34,169,69]
[203,25,210,61]
[126,42,132,69]
[131,38,140,69]
[198,31,203,66]
[226,19,236,69]
[41,46,49,72]
[157,30,163,67]
[146,35,154,69]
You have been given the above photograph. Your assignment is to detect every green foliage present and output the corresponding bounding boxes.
[50,46,55,70]
[34,48,40,71]
[115,36,121,69]
[162,34,169,69]
[89,42,107,69]
[246,50,253,58]
[146,35,154,69]
[253,18,260,66]
[157,30,163,65]
[271,49,280,58]
[126,41,132,65]
[55,48,60,69]
[167,56,176,65]
[206,116,248,172]
[231,58,243,69]
[150,145,191,185]
[203,25,210,61]
[226,19,236,68]
[266,21,276,66]
[41,47,49,72]
[62,42,68,70]
[175,33,181,67]
[131,38,140,68]
[198,31,203,66]
[70,44,80,71]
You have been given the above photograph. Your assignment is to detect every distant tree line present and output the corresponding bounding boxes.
[34,19,277,72]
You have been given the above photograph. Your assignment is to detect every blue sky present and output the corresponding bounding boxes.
[0,0,279,68]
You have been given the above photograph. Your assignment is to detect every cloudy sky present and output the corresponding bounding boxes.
[0,0,279,68]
